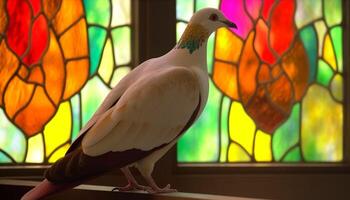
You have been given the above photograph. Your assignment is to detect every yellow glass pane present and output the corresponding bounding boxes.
[44,101,72,157]
[25,133,44,163]
[110,66,131,87]
[53,0,84,35]
[111,0,131,27]
[331,74,343,102]
[176,22,187,42]
[59,18,88,59]
[229,101,256,155]
[228,143,251,162]
[48,143,70,163]
[302,84,342,161]
[314,20,327,56]
[98,39,114,84]
[254,130,272,162]
[215,28,243,63]
[323,34,337,70]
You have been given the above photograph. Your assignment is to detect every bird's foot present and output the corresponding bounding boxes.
[146,184,177,194]
[112,182,151,192]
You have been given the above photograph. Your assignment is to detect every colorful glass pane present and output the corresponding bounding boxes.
[177,0,344,163]
[0,0,132,164]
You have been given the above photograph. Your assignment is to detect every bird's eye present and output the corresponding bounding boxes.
[209,13,218,21]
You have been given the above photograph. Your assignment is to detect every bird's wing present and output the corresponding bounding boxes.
[66,69,139,154]
[81,66,200,156]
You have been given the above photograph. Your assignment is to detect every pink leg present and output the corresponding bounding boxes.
[112,167,150,192]
[143,175,177,193]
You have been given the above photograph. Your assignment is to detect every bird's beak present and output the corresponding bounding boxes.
[221,20,237,29]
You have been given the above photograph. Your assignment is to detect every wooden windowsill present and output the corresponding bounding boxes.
[0,179,258,200]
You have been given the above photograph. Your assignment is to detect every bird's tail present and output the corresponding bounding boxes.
[21,179,78,200]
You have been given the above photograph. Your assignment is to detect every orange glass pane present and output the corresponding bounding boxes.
[258,64,271,83]
[42,0,62,20]
[27,65,44,85]
[59,18,88,59]
[0,0,7,34]
[271,64,282,79]
[238,31,259,104]
[246,86,286,133]
[42,31,65,105]
[63,58,89,100]
[0,41,19,106]
[254,19,276,64]
[4,76,35,118]
[215,28,243,63]
[267,74,293,113]
[281,39,309,101]
[213,61,239,100]
[53,0,84,35]
[18,65,29,80]
[15,86,55,136]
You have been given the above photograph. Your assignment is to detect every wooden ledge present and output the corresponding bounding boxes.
[0,179,260,200]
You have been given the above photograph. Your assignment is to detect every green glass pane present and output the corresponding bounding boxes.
[111,26,131,65]
[176,0,194,21]
[219,96,230,162]
[0,109,26,163]
[177,79,221,162]
[330,26,343,72]
[195,0,219,11]
[324,0,342,27]
[83,0,111,27]
[282,146,301,162]
[302,85,342,161]
[111,0,131,27]
[88,26,107,76]
[207,33,215,75]
[273,104,300,161]
[295,0,322,28]
[81,76,111,127]
[317,59,334,87]
[70,93,81,141]
[0,151,12,163]
[300,25,317,82]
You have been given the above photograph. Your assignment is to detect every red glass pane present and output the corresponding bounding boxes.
[270,0,296,55]
[262,0,275,21]
[254,19,276,64]
[23,15,49,66]
[6,0,31,56]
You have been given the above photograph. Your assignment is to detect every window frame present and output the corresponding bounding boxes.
[1,0,350,198]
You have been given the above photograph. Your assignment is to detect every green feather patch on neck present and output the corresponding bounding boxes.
[176,23,209,54]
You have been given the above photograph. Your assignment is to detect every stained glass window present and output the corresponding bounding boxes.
[177,0,344,163]
[0,0,132,164]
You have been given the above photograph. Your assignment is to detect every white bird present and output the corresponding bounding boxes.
[22,8,237,199]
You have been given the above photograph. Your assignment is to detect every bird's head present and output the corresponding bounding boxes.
[189,8,237,33]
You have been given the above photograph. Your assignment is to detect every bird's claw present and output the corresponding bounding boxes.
[112,183,151,192]
[146,184,177,194]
